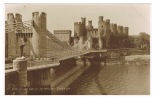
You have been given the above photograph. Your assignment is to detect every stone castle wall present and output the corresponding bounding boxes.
[74,15,129,49]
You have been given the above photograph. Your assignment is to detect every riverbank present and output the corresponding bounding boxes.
[105,54,150,66]
[125,55,150,66]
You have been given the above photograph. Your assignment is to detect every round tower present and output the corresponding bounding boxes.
[31,12,47,58]
[7,13,15,24]
[7,13,18,59]
[98,16,103,22]
[81,17,87,37]
[105,19,110,30]
[123,27,129,35]
[15,13,22,22]
[98,16,104,49]
[110,23,118,35]
[117,25,123,34]
[81,17,86,26]
[88,20,93,30]
[121,26,123,34]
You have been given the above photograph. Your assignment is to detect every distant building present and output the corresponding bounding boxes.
[54,30,71,44]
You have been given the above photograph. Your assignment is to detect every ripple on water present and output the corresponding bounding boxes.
[64,62,150,95]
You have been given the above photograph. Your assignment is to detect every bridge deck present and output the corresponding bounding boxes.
[59,49,107,61]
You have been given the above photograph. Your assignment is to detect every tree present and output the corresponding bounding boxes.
[135,32,150,49]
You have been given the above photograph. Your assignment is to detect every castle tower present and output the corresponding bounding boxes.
[105,19,111,48]
[31,12,47,58]
[81,17,87,37]
[81,17,86,27]
[87,20,93,30]
[110,23,118,35]
[123,27,129,35]
[105,19,111,30]
[15,13,22,22]
[98,16,104,49]
[15,13,23,32]
[117,25,123,34]
[74,22,83,37]
[6,13,18,59]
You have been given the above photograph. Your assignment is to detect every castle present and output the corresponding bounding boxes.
[74,16,129,49]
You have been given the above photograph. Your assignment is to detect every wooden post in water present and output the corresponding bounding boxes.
[13,57,27,95]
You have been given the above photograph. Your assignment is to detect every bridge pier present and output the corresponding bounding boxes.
[82,52,107,66]
[27,68,54,95]
[13,57,27,95]
[59,58,77,67]
[87,56,106,66]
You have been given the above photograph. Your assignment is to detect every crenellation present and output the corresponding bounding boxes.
[40,12,46,17]
[87,20,93,30]
[15,13,22,22]
[81,17,86,26]
[123,27,129,35]
[7,13,14,20]
[98,16,103,22]
[32,12,39,18]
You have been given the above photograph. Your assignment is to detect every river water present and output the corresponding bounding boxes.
[60,58,150,95]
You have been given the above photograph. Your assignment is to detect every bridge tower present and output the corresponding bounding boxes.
[6,13,18,59]
[98,16,104,49]
[31,12,47,58]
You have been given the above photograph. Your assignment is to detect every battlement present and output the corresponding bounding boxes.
[74,22,82,26]
[15,13,22,22]
[7,13,15,22]
[32,12,46,18]
[111,23,117,27]
[117,25,124,34]
[98,16,103,22]
[88,20,92,25]
[123,27,129,35]
[117,25,122,29]
[81,17,86,25]
[32,12,46,28]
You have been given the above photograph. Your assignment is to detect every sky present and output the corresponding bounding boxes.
[5,3,150,35]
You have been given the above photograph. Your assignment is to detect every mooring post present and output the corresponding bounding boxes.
[13,57,27,95]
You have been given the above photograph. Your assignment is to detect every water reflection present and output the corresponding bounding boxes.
[62,62,150,95]
[63,65,107,95]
